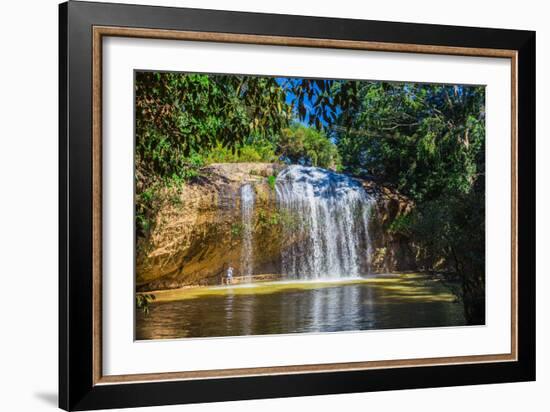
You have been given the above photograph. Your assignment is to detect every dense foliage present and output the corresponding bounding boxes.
[331,82,486,323]
[136,72,291,179]
[334,83,485,202]
[135,72,293,237]
[135,72,486,324]
[277,125,341,169]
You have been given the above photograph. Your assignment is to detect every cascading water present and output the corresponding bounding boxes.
[275,165,375,279]
[240,184,256,281]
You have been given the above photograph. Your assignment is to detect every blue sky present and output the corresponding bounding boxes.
[275,77,329,127]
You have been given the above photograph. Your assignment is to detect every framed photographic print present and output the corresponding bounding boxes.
[59,1,535,410]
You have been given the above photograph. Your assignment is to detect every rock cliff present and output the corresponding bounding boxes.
[136,163,416,291]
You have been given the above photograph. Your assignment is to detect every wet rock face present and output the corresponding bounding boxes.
[136,163,416,292]
[366,185,417,273]
[136,163,284,291]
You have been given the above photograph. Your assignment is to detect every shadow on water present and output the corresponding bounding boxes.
[136,274,468,340]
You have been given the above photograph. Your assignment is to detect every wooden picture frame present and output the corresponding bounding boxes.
[59,1,535,410]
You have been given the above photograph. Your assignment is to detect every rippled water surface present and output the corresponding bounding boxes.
[136,274,467,340]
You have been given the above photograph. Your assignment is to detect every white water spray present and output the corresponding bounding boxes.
[275,165,374,279]
[240,184,255,281]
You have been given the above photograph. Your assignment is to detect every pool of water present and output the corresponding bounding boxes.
[135,274,467,340]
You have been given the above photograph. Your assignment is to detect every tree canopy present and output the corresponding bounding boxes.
[334,82,485,201]
[136,72,291,178]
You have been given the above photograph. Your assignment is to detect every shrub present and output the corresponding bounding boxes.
[267,175,277,190]
[202,140,278,164]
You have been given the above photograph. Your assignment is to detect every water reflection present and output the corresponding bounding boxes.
[136,276,468,340]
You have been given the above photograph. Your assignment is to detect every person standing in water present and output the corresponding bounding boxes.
[226,265,234,285]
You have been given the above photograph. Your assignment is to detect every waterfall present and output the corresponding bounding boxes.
[275,165,374,279]
[240,184,255,281]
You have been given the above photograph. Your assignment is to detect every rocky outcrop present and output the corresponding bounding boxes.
[362,182,417,272]
[137,163,282,290]
[137,163,416,291]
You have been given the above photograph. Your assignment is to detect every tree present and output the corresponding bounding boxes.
[333,82,485,201]
[331,81,486,324]
[410,185,485,324]
[279,78,361,130]
[135,72,292,179]
[276,124,341,169]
